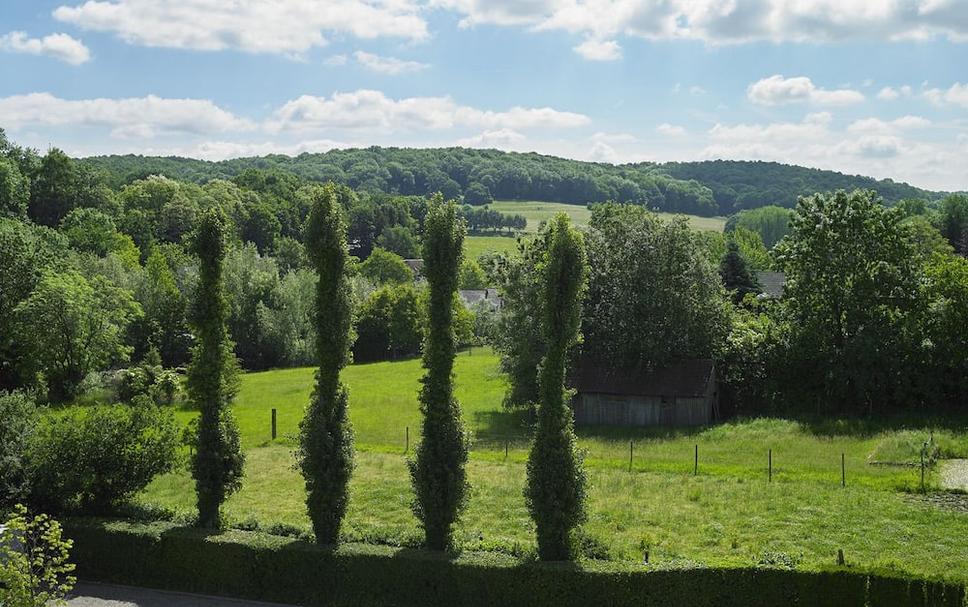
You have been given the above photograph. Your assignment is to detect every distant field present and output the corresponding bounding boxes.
[464,234,521,260]
[136,351,968,581]
[490,200,727,233]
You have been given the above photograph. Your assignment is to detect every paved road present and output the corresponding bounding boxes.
[68,582,292,607]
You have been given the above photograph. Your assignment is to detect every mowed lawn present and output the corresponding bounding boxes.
[489,200,727,233]
[141,349,968,583]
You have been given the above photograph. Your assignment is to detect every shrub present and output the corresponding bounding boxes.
[0,505,75,607]
[63,519,967,607]
[28,404,179,512]
[0,391,37,507]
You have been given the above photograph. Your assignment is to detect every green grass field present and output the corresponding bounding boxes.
[464,234,521,260]
[138,349,968,583]
[489,200,727,233]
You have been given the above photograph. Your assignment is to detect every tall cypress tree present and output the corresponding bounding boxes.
[408,194,469,550]
[720,240,761,304]
[298,184,355,544]
[525,213,589,561]
[188,208,244,528]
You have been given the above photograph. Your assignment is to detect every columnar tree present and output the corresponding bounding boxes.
[188,209,244,528]
[298,184,355,545]
[408,194,469,550]
[720,240,761,303]
[525,213,589,561]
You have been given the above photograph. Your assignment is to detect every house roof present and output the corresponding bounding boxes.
[571,359,715,398]
[458,288,502,307]
[403,259,424,277]
[756,271,786,298]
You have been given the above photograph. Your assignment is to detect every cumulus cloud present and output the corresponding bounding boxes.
[0,92,253,137]
[924,83,968,108]
[267,90,590,132]
[573,38,622,61]
[53,0,428,54]
[432,0,968,46]
[353,51,428,74]
[847,116,931,133]
[656,123,686,136]
[457,128,527,148]
[747,75,864,106]
[0,31,90,64]
[877,85,913,101]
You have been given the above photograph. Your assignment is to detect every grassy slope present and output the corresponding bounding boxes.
[144,350,968,582]
[489,200,727,233]
[462,201,726,260]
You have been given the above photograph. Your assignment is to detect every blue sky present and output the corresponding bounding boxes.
[1,0,967,190]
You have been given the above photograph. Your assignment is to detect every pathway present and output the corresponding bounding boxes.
[67,582,292,607]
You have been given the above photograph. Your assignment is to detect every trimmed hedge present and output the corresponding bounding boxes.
[64,519,965,607]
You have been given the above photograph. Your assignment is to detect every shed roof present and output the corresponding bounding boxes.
[756,271,786,298]
[572,359,715,398]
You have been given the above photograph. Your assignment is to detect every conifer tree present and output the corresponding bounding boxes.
[720,240,761,304]
[525,213,589,561]
[408,194,468,550]
[189,208,244,528]
[298,184,355,544]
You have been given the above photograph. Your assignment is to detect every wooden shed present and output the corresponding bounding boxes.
[571,359,717,427]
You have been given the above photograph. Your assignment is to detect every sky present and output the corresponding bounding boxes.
[1,0,967,191]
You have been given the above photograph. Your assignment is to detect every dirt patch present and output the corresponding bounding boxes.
[908,492,968,514]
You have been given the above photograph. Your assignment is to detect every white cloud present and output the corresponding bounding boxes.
[876,85,913,101]
[432,0,968,46]
[0,31,90,64]
[457,128,526,148]
[847,115,931,133]
[353,51,428,74]
[747,75,864,106]
[0,92,253,137]
[924,83,968,108]
[656,123,686,136]
[53,0,428,54]
[324,54,348,66]
[267,90,590,132]
[573,38,621,61]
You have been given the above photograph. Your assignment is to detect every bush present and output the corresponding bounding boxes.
[28,404,179,512]
[0,391,37,507]
[0,505,75,607]
[63,519,966,607]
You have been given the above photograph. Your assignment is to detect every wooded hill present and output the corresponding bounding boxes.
[78,147,946,217]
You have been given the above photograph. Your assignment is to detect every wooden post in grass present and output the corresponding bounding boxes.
[405,426,410,454]
[694,444,698,475]
[837,549,845,566]
[505,441,509,460]
[271,408,277,440]
[920,448,925,493]
[768,449,772,483]
[629,440,633,472]
[841,453,846,488]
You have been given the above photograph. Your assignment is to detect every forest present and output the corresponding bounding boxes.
[76,146,949,218]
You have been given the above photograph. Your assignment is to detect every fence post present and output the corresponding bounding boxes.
[694,444,698,475]
[920,447,925,493]
[841,453,845,488]
[271,408,277,440]
[629,440,633,473]
[768,449,772,483]
[405,426,409,454]
[505,440,509,460]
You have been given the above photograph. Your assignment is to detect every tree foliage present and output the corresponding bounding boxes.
[774,190,921,414]
[298,184,355,545]
[0,505,75,607]
[408,194,469,550]
[525,214,588,561]
[188,209,244,528]
[14,270,140,402]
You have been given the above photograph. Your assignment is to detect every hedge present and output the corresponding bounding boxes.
[64,518,965,607]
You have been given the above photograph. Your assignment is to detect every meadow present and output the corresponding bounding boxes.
[489,200,728,233]
[462,201,727,260]
[140,349,968,583]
